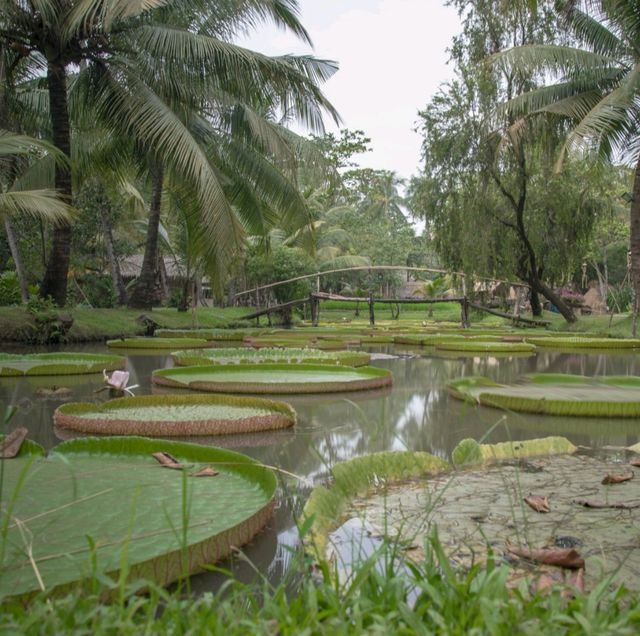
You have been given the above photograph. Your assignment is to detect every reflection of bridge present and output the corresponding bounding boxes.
[235,266,548,328]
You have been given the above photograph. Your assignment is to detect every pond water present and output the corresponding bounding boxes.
[2,343,640,590]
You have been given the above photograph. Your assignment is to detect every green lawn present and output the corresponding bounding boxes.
[0,302,635,343]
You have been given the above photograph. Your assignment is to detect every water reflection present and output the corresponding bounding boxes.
[2,343,640,588]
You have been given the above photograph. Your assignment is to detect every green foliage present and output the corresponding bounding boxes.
[451,438,483,467]
[4,541,640,634]
[0,271,20,306]
[0,437,276,603]
[246,245,314,303]
[608,284,632,313]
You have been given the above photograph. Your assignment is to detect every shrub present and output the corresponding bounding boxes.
[0,271,21,306]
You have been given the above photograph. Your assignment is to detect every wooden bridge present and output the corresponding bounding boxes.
[235,266,549,328]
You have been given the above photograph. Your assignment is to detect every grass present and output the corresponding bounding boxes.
[0,301,636,343]
[2,535,640,635]
[0,306,252,342]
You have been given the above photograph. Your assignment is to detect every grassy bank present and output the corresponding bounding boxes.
[2,536,639,635]
[0,306,251,343]
[0,303,635,343]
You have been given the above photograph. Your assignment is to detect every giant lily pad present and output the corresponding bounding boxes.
[155,328,269,341]
[152,363,392,394]
[434,341,536,353]
[106,337,212,349]
[0,352,124,376]
[54,394,296,436]
[524,336,640,349]
[318,446,640,592]
[0,437,276,602]
[172,347,371,368]
[448,374,640,417]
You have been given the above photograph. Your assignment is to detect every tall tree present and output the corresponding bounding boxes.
[0,0,338,306]
[409,0,607,321]
[492,0,640,331]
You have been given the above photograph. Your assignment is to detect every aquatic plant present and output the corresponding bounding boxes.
[449,374,640,417]
[171,347,371,368]
[152,363,393,394]
[54,394,296,436]
[106,337,211,349]
[0,352,124,376]
[0,437,276,603]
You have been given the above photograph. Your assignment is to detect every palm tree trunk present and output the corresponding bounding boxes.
[128,165,164,310]
[40,61,72,306]
[4,217,28,303]
[102,209,127,305]
[630,156,640,336]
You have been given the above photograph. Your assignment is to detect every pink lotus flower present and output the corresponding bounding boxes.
[102,370,138,396]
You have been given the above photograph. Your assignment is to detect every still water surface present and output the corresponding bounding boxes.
[2,343,639,588]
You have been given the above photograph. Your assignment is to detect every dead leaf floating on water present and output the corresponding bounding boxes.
[192,466,219,477]
[601,472,634,485]
[506,543,585,570]
[0,427,28,458]
[152,451,185,470]
[524,495,550,513]
[574,499,640,509]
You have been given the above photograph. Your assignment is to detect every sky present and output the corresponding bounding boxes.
[234,1,461,181]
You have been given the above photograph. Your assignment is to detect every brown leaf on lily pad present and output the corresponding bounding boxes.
[574,499,640,509]
[0,427,28,458]
[524,495,550,513]
[530,571,562,595]
[192,466,219,477]
[506,543,585,570]
[569,568,585,594]
[602,472,633,485]
[152,451,185,470]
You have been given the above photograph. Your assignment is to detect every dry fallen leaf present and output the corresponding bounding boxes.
[524,495,550,513]
[192,466,219,477]
[630,459,640,468]
[602,472,634,485]
[506,543,585,570]
[152,451,185,470]
[0,427,28,459]
[574,499,640,509]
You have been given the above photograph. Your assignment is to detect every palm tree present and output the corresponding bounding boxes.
[494,0,640,331]
[0,0,338,306]
[0,131,72,300]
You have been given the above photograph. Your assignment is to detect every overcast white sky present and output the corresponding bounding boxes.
[235,1,461,181]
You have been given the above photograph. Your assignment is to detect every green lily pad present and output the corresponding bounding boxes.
[54,394,296,436]
[435,341,536,353]
[0,352,125,376]
[327,451,640,592]
[525,336,640,349]
[155,329,269,341]
[152,363,393,394]
[172,347,371,368]
[0,437,276,602]
[106,337,212,349]
[448,374,640,417]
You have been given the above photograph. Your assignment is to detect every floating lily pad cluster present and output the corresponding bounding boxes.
[54,394,296,436]
[449,374,640,417]
[172,347,371,368]
[0,352,125,376]
[0,437,276,603]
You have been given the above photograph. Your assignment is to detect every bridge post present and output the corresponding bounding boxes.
[310,294,320,327]
[368,291,375,326]
[460,297,470,328]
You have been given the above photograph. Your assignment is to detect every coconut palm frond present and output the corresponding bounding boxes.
[0,190,72,222]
